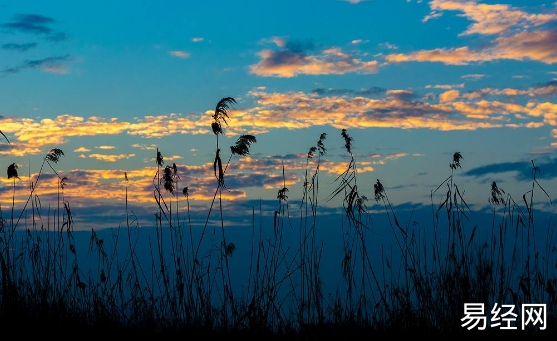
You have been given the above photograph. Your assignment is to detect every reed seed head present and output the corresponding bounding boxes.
[212,97,236,135]
[317,133,327,156]
[163,165,175,194]
[7,163,19,180]
[450,152,463,169]
[489,181,506,205]
[223,242,236,257]
[156,149,164,167]
[341,129,353,154]
[307,146,317,159]
[61,176,68,189]
[230,134,257,156]
[277,187,289,201]
[374,179,385,201]
[46,148,64,163]
[211,122,223,135]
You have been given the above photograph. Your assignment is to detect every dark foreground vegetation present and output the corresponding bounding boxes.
[1,98,556,339]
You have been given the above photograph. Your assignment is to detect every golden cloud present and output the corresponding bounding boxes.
[88,153,136,162]
[439,90,460,102]
[428,0,557,36]
[386,29,557,65]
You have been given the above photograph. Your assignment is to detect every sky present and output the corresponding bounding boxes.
[1,0,557,233]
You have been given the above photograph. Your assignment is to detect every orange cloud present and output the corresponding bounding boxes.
[2,84,555,161]
[88,153,136,162]
[386,29,557,65]
[462,82,557,100]
[492,30,557,64]
[127,113,207,137]
[427,0,557,36]
[0,114,130,148]
[439,90,460,102]
[385,46,485,65]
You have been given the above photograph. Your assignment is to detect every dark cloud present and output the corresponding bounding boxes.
[1,54,71,75]
[267,153,304,160]
[2,42,38,51]
[311,87,386,97]
[1,14,69,42]
[536,80,557,87]
[463,161,530,177]
[2,14,55,35]
[284,40,316,53]
[258,39,315,67]
[224,172,297,190]
[532,80,557,96]
[463,158,557,181]
[251,38,378,77]
[45,31,70,42]
[263,49,306,68]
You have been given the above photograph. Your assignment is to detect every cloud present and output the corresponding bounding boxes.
[461,74,485,80]
[385,46,482,65]
[1,14,69,41]
[132,143,157,150]
[96,145,116,150]
[426,83,464,89]
[1,55,72,75]
[191,37,204,42]
[45,31,70,42]
[169,50,190,58]
[439,89,460,102]
[250,39,378,77]
[422,11,442,23]
[460,81,557,100]
[89,153,136,162]
[127,113,209,137]
[2,43,37,52]
[74,147,91,153]
[385,29,557,65]
[0,142,41,157]
[0,114,130,149]
[2,82,557,157]
[491,29,557,64]
[379,42,398,50]
[426,0,557,36]
[243,85,557,139]
[145,155,183,164]
[311,87,385,96]
[2,14,54,34]
[386,89,416,101]
[244,89,502,132]
[390,0,557,67]
[464,158,557,181]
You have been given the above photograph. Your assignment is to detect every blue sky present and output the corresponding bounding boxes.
[1,0,556,231]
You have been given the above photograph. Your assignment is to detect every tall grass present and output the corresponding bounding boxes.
[0,98,555,338]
